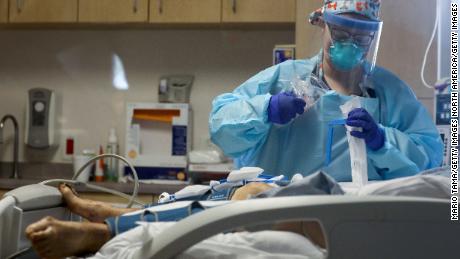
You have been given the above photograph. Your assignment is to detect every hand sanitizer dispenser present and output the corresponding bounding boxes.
[25,88,57,149]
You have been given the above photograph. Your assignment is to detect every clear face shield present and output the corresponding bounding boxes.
[323,11,383,77]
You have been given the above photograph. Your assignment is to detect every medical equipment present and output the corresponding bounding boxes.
[158,75,194,103]
[158,167,283,204]
[420,0,450,167]
[434,78,452,166]
[125,102,191,181]
[0,114,19,179]
[324,98,369,187]
[291,75,328,111]
[188,139,227,164]
[419,0,442,89]
[25,88,57,149]
[226,167,264,182]
[325,119,346,167]
[341,98,368,187]
[134,195,458,259]
[0,154,143,259]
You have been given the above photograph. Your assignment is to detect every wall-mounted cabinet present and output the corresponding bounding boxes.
[9,0,77,23]
[79,0,149,23]
[222,0,296,23]
[0,0,8,23]
[1,0,296,26]
[149,0,221,23]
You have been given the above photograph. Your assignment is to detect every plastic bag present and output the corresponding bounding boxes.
[340,97,368,187]
[290,75,328,111]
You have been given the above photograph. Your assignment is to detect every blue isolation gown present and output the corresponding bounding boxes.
[209,55,443,181]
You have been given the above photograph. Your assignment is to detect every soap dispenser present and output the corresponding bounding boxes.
[25,88,57,149]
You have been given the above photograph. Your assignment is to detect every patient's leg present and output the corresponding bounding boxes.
[59,184,139,222]
[26,216,110,259]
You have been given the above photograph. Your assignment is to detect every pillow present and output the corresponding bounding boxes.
[358,173,450,199]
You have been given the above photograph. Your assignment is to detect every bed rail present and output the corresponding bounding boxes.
[134,195,458,259]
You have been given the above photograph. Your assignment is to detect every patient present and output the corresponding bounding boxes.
[26,183,324,259]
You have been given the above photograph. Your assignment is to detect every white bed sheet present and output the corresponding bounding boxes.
[89,222,325,259]
[339,173,450,198]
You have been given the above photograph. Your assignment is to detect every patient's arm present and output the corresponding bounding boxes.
[25,185,135,258]
[60,184,139,222]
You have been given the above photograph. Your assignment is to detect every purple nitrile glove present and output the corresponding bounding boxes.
[346,108,385,151]
[268,92,306,124]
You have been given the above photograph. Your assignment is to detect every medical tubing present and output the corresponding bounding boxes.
[41,154,143,208]
[325,119,346,167]
[75,154,140,207]
[420,0,439,89]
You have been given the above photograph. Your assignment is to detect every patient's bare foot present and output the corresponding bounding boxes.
[59,184,137,222]
[25,216,111,259]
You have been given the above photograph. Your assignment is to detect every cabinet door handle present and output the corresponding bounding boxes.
[232,0,237,13]
[158,0,163,14]
[132,0,138,13]
[16,0,24,13]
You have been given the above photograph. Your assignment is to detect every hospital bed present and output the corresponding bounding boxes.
[135,195,457,259]
[0,154,142,259]
[0,186,458,259]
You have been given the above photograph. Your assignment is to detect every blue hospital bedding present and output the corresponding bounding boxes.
[105,171,340,237]
[105,168,450,237]
[105,200,230,236]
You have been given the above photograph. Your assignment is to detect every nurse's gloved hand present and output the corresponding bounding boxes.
[346,108,385,151]
[268,92,306,124]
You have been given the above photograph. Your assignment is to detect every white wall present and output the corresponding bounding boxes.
[0,29,294,163]
[378,0,438,110]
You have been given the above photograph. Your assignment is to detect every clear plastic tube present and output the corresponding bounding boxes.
[40,154,143,208]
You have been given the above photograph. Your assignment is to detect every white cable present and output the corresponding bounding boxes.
[40,154,144,208]
[420,0,440,89]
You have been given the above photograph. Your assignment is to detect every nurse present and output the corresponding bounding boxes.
[209,0,443,181]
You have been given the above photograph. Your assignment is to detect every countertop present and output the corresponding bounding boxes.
[0,178,188,195]
[0,162,188,195]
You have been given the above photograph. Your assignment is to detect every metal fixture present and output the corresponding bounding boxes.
[133,0,138,13]
[232,0,237,13]
[16,0,24,13]
[0,115,19,179]
[158,0,163,14]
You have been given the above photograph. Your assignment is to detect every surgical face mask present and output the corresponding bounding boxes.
[322,12,382,73]
[328,41,365,71]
